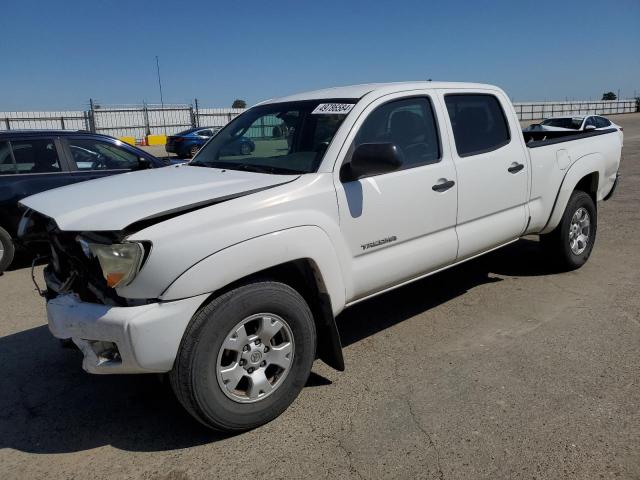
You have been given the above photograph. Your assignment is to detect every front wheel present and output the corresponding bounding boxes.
[540,190,597,270]
[0,226,15,274]
[170,281,316,431]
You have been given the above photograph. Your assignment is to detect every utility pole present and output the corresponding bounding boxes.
[156,55,168,136]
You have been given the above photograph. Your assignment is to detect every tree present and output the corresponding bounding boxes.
[601,92,617,101]
[232,99,247,109]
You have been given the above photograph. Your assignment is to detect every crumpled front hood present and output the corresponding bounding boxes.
[20,164,297,232]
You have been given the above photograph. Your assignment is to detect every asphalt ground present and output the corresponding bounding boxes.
[1,113,639,479]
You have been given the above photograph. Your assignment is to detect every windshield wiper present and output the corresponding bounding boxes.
[190,161,301,175]
[231,163,302,175]
[189,160,211,168]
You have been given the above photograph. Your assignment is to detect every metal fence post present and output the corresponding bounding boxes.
[189,105,196,128]
[143,101,151,136]
[88,98,97,133]
[60,116,65,130]
[194,98,200,127]
[5,118,10,130]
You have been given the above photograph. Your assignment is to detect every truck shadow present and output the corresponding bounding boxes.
[336,237,560,347]
[0,238,556,454]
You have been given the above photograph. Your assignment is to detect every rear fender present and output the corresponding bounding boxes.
[540,153,604,234]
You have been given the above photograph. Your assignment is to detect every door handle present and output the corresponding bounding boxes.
[432,179,455,192]
[508,162,524,174]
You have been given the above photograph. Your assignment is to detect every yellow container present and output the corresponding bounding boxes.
[147,134,167,146]
[118,136,136,146]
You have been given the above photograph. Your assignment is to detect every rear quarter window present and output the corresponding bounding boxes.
[0,141,16,174]
[444,94,510,157]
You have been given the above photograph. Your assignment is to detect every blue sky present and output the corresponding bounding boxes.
[1,0,639,110]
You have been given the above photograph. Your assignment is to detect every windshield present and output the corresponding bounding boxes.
[190,99,357,174]
[541,117,583,129]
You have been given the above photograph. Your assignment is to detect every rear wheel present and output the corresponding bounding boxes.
[240,142,252,155]
[540,190,597,270]
[188,145,200,158]
[0,226,15,274]
[170,281,316,431]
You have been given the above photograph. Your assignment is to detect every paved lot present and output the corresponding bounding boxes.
[1,114,639,479]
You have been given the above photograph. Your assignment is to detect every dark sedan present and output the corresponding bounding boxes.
[166,127,255,158]
[0,130,166,273]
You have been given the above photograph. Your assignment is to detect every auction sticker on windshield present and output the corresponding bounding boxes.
[312,103,355,114]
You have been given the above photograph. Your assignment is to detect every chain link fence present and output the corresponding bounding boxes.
[0,100,246,139]
[513,99,637,121]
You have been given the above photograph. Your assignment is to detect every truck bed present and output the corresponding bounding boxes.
[523,127,621,234]
[522,127,618,147]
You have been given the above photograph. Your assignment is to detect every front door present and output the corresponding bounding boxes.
[335,93,459,301]
[440,91,529,259]
[62,136,146,183]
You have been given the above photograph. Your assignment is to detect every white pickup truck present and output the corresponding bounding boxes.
[19,82,622,431]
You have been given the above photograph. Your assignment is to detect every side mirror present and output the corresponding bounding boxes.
[137,157,152,169]
[585,124,596,131]
[340,143,403,182]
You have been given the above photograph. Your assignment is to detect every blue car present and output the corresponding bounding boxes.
[166,127,255,158]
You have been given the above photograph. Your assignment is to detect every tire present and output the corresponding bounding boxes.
[540,190,597,270]
[170,281,316,431]
[0,226,15,274]
[240,142,251,155]
[188,145,200,158]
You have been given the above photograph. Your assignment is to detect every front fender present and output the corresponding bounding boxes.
[540,153,605,234]
[160,226,347,316]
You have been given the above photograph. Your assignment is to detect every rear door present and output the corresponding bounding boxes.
[0,136,71,236]
[440,90,529,259]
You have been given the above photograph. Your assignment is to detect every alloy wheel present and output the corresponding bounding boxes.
[569,207,590,255]
[216,313,294,403]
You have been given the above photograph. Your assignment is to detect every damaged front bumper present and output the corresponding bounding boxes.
[47,293,209,374]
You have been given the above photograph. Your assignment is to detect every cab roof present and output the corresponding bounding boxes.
[259,81,499,105]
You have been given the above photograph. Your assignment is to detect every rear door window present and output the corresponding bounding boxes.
[9,139,62,174]
[444,94,510,157]
[67,138,140,170]
[595,117,611,128]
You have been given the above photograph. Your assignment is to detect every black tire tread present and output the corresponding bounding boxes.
[540,190,596,270]
[169,281,316,431]
[0,226,15,274]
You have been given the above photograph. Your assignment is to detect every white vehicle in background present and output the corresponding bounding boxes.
[528,115,624,146]
[536,115,622,134]
[19,82,622,432]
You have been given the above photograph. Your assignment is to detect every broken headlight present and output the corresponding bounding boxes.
[89,242,144,288]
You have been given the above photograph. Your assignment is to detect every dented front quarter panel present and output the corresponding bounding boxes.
[117,174,350,304]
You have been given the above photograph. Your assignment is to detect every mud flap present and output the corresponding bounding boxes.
[316,293,345,371]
